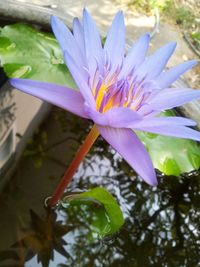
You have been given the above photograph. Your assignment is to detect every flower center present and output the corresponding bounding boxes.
[91,64,148,113]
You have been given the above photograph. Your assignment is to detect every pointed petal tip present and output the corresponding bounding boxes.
[73,17,79,24]
[50,15,56,21]
[141,168,158,187]
[185,59,198,68]
[115,11,124,25]
[171,41,177,47]
[10,77,16,82]
[149,176,158,187]
[114,10,125,24]
[140,33,151,46]
[167,41,177,52]
[160,41,177,55]
[142,32,151,40]
[83,8,91,18]
[50,14,56,20]
[116,10,124,18]
[50,15,59,27]
[10,77,22,86]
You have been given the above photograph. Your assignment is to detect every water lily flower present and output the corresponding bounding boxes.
[10,9,200,205]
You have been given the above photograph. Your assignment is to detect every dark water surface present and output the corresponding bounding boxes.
[0,107,199,267]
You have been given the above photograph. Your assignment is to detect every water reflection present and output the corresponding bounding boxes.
[0,107,199,267]
[0,72,15,172]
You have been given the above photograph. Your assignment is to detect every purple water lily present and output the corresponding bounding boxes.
[10,9,200,204]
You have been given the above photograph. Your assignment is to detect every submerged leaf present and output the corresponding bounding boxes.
[137,110,200,176]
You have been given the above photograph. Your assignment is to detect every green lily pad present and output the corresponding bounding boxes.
[62,187,124,239]
[0,23,75,88]
[137,110,200,176]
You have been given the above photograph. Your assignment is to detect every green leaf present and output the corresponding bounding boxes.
[62,187,124,239]
[0,23,75,88]
[137,110,200,176]
[3,63,32,78]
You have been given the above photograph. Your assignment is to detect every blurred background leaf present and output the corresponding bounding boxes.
[0,23,75,88]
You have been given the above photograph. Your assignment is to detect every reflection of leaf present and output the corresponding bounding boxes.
[0,250,20,261]
[137,110,200,176]
[178,202,190,214]
[23,129,48,168]
[13,210,71,267]
[63,187,124,238]
[0,23,75,87]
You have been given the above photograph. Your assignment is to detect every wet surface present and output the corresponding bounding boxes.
[0,107,200,267]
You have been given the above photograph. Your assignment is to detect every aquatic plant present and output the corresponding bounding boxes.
[10,9,200,206]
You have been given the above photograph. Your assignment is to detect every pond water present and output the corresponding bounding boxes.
[0,106,199,267]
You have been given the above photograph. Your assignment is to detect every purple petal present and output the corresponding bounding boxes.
[136,42,177,79]
[64,51,96,107]
[104,11,125,70]
[97,126,157,186]
[83,9,103,74]
[85,106,142,127]
[156,60,197,89]
[73,18,85,52]
[132,116,197,128]
[51,16,85,66]
[134,124,200,142]
[119,33,150,79]
[148,88,200,110]
[10,78,88,118]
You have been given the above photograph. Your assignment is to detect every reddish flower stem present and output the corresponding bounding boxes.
[49,124,99,207]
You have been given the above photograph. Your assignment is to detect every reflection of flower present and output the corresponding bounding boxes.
[10,9,200,187]
[14,210,70,267]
